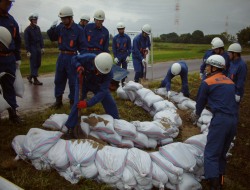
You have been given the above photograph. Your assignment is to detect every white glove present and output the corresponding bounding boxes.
[190,111,199,125]
[126,56,130,63]
[41,48,45,54]
[114,57,119,64]
[167,91,171,99]
[142,59,147,64]
[27,52,31,57]
[16,60,21,69]
[200,73,203,80]
[235,95,241,102]
[51,20,58,28]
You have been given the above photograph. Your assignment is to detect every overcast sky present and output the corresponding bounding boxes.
[10,0,250,37]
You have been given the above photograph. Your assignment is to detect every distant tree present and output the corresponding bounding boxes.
[191,30,204,44]
[236,26,250,45]
[165,32,179,43]
[159,34,168,42]
[179,33,192,43]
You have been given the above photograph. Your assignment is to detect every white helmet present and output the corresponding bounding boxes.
[211,37,221,44]
[58,6,73,18]
[0,26,12,48]
[228,43,242,53]
[117,22,125,29]
[142,24,151,35]
[171,63,181,75]
[93,10,105,20]
[206,55,225,69]
[211,39,224,49]
[94,53,113,74]
[80,15,90,22]
[29,13,38,20]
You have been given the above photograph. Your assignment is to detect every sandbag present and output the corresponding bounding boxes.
[14,64,24,98]
[42,113,69,131]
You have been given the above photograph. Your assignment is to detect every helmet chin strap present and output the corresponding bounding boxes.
[206,66,220,76]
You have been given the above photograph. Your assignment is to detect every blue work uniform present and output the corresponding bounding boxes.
[112,33,131,70]
[82,23,110,55]
[24,24,44,77]
[65,53,119,129]
[0,13,21,109]
[195,72,237,180]
[132,33,151,82]
[47,22,85,101]
[200,50,230,80]
[227,57,247,99]
[160,61,190,97]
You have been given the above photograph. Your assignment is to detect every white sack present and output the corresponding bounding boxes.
[12,135,26,160]
[42,113,69,131]
[176,173,202,190]
[80,162,99,179]
[154,87,168,97]
[152,100,177,113]
[184,134,208,153]
[152,162,168,189]
[14,67,24,98]
[123,81,143,91]
[153,110,182,127]
[124,132,149,148]
[114,119,137,138]
[117,86,129,100]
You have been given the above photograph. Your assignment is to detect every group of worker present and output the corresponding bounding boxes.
[0,1,248,189]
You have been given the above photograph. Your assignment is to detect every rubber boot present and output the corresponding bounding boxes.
[8,108,22,124]
[209,178,221,190]
[27,75,33,84]
[51,95,63,109]
[62,128,76,140]
[33,77,43,85]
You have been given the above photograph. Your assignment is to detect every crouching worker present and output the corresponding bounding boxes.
[191,55,238,190]
[64,52,120,139]
[160,61,189,98]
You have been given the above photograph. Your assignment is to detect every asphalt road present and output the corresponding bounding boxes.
[9,55,250,114]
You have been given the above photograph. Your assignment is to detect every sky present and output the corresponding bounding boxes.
[10,0,250,37]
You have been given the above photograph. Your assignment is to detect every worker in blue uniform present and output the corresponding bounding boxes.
[200,37,230,80]
[132,24,151,83]
[227,43,247,104]
[0,0,22,124]
[160,61,190,98]
[78,14,90,29]
[82,10,109,55]
[47,6,85,109]
[192,55,238,190]
[64,52,119,139]
[24,13,44,85]
[112,22,131,86]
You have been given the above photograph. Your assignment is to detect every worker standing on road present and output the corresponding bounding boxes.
[78,14,90,29]
[192,55,238,190]
[64,52,119,139]
[112,22,131,86]
[82,10,109,55]
[24,13,44,85]
[200,37,230,80]
[132,24,151,83]
[160,61,190,98]
[0,0,22,124]
[227,43,247,105]
[47,6,85,109]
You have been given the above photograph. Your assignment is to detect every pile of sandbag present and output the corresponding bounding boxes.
[12,128,204,189]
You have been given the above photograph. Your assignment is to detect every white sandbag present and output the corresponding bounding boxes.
[117,86,129,100]
[147,138,157,149]
[58,167,79,184]
[153,110,182,127]
[42,113,69,131]
[80,162,98,179]
[11,135,27,160]
[80,115,90,135]
[150,151,183,177]
[144,93,164,108]
[152,100,177,113]
[136,88,153,100]
[95,146,128,184]
[83,113,115,134]
[123,81,143,91]
[158,138,174,146]
[134,97,144,107]
[184,134,208,152]
[97,131,122,145]
[185,100,196,110]
[14,66,24,98]
[201,115,212,124]
[119,139,134,148]
[176,173,202,190]
[201,109,213,116]
[23,128,63,160]
[31,158,51,170]
[152,162,168,189]
[141,102,152,113]
[121,166,137,189]
[126,148,152,186]
[126,90,136,102]
[165,182,177,190]
[177,100,189,110]
[124,132,149,148]
[168,127,180,138]
[159,142,196,172]
[154,87,167,96]
[201,124,209,133]
[114,119,137,138]
[183,144,204,168]
[42,139,69,171]
[0,88,11,113]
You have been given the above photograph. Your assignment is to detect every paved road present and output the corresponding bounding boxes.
[10,55,250,113]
